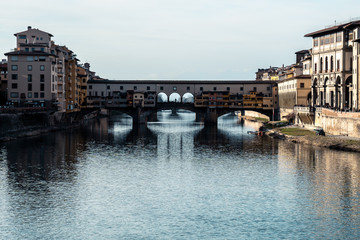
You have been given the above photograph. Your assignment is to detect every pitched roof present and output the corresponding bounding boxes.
[14,28,53,37]
[304,20,360,37]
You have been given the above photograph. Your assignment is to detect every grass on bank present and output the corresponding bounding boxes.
[279,128,316,136]
[255,117,269,122]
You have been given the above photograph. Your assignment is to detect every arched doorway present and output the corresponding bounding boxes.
[323,77,329,106]
[169,93,181,102]
[345,76,352,109]
[182,93,194,103]
[335,76,341,109]
[157,92,168,102]
[312,78,318,106]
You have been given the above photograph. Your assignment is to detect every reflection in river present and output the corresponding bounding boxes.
[0,111,359,239]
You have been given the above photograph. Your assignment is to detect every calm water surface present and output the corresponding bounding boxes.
[0,111,359,239]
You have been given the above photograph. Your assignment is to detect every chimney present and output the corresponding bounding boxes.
[28,26,32,30]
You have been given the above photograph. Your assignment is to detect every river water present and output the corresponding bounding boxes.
[0,111,359,239]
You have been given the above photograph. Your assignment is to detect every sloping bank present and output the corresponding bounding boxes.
[265,127,360,153]
[0,111,96,142]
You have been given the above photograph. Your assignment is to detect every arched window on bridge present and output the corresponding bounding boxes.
[157,92,168,102]
[169,93,181,102]
[182,93,194,103]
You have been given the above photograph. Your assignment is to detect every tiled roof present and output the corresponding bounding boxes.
[304,20,360,37]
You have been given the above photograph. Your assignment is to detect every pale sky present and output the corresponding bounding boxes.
[1,0,360,80]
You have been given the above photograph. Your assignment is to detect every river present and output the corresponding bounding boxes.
[0,111,359,239]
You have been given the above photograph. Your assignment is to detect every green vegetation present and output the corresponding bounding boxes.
[279,128,316,136]
[344,139,360,145]
[255,117,269,122]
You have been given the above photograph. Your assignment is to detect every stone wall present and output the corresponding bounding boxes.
[0,111,76,137]
[315,108,360,137]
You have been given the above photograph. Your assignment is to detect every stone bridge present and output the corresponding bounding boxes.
[85,80,278,124]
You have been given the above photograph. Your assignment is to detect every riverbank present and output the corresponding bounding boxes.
[0,124,82,142]
[0,110,99,142]
[265,126,360,153]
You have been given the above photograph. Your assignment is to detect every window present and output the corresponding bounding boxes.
[120,86,123,90]
[19,35,26,39]
[28,92,32,98]
[160,86,164,91]
[11,56,18,62]
[336,32,342,42]
[253,87,257,92]
[34,92,38,98]
[337,60,340,71]
[147,86,150,90]
[134,86,137,90]
[28,65,32,71]
[40,83,44,91]
[11,65,18,71]
[89,85,93,90]
[12,83,17,89]
[320,58,323,73]
[11,74,18,80]
[39,57,46,62]
[300,83,305,88]
[325,57,328,72]
[330,56,334,72]
[200,87,203,91]
[40,92,44,98]
[187,86,190,91]
[40,48,45,52]
[173,86,177,91]
[40,65,45,71]
[267,87,270,91]
[314,38,319,47]
[10,92,19,98]
[40,74,45,82]
[227,87,230,91]
[314,63,317,73]
[213,87,217,91]
[240,87,243,91]
[101,91,104,96]
[25,48,29,52]
[27,56,34,62]
[28,74,32,82]
[107,85,110,90]
[28,84,32,91]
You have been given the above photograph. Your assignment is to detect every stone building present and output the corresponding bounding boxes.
[0,60,7,105]
[5,26,63,109]
[4,26,92,112]
[305,19,360,110]
[277,51,312,119]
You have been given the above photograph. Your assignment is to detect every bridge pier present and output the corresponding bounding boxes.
[204,108,219,125]
[132,107,148,125]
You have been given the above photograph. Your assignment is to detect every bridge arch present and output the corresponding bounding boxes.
[182,93,194,103]
[157,92,168,102]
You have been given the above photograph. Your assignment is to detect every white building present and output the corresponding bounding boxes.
[305,20,360,110]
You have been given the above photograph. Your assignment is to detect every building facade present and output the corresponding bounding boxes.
[4,26,91,112]
[5,26,63,109]
[0,60,7,105]
[305,20,360,110]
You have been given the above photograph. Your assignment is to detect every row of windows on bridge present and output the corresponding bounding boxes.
[88,85,267,92]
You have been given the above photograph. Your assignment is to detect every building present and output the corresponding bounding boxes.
[305,19,360,110]
[277,51,312,119]
[5,26,64,109]
[3,26,92,112]
[0,60,8,105]
[255,67,279,81]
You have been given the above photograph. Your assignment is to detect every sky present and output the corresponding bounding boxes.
[1,0,360,80]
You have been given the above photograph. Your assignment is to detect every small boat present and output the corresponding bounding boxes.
[247,131,258,135]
